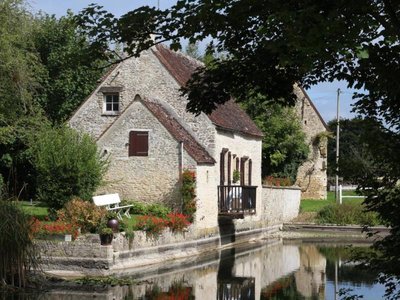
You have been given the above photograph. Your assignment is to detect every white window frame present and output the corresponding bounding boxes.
[103,93,120,115]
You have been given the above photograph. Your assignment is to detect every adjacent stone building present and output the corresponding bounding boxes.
[69,44,263,233]
[294,86,328,199]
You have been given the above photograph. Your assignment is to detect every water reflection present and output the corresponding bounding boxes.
[3,240,387,300]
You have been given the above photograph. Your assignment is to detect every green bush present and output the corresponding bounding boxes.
[31,127,107,209]
[125,201,149,215]
[147,203,171,218]
[316,203,380,226]
[122,200,171,218]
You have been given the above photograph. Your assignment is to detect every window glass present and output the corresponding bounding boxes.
[104,94,119,112]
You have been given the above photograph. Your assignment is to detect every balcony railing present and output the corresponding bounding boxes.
[218,185,257,215]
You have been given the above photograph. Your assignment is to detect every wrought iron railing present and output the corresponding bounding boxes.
[218,185,257,214]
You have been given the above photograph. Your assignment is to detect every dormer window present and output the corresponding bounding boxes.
[99,86,123,115]
[104,93,119,113]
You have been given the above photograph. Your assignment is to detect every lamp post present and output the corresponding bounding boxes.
[335,88,341,204]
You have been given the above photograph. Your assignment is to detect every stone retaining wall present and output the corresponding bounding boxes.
[39,186,301,277]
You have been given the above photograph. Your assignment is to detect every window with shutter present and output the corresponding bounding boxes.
[129,131,149,156]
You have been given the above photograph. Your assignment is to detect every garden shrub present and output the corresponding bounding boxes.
[30,218,80,240]
[0,201,38,287]
[166,213,191,233]
[31,126,107,209]
[57,198,107,233]
[135,215,167,237]
[147,203,171,218]
[316,203,380,226]
[125,201,148,215]
[263,176,293,186]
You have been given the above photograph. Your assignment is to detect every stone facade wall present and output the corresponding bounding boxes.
[294,86,328,199]
[69,49,219,209]
[96,100,196,206]
[69,49,216,155]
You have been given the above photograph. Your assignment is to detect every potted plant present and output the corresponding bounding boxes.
[232,169,240,184]
[99,226,114,246]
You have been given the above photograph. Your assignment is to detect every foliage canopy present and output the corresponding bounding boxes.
[31,127,107,209]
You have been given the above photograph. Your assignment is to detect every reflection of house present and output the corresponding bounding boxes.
[295,245,326,299]
[294,87,329,199]
[69,44,263,230]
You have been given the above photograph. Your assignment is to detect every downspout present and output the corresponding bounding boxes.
[179,141,184,175]
[180,141,184,211]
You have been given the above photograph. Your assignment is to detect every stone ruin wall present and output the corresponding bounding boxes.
[294,86,328,199]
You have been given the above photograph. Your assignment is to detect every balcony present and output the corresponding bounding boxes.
[218,185,257,217]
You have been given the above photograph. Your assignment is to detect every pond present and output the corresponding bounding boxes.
[3,239,387,300]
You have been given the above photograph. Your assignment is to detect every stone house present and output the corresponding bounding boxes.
[294,86,328,200]
[69,44,264,233]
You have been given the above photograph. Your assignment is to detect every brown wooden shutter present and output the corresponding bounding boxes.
[227,152,231,185]
[129,131,148,156]
[240,157,245,186]
[248,159,252,186]
[220,151,225,185]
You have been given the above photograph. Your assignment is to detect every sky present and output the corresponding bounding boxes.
[28,0,358,123]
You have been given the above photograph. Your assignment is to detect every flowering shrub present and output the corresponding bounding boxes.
[135,216,167,237]
[57,198,106,233]
[30,218,79,240]
[263,176,293,187]
[166,213,191,233]
[146,283,193,300]
[181,169,196,222]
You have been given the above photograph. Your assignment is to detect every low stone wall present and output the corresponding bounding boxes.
[38,224,282,277]
[262,185,301,223]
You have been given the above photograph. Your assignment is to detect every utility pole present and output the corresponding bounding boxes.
[335,88,341,204]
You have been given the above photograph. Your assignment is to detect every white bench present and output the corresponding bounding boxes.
[92,193,133,220]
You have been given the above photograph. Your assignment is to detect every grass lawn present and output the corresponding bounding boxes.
[300,191,365,213]
[17,201,49,220]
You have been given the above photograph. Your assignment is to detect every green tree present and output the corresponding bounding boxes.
[78,1,400,296]
[242,99,309,182]
[30,127,107,209]
[0,0,47,199]
[33,12,108,123]
[0,0,43,121]
[327,118,379,184]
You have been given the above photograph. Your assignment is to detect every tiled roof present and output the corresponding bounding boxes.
[208,99,264,137]
[142,98,216,165]
[153,44,264,138]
